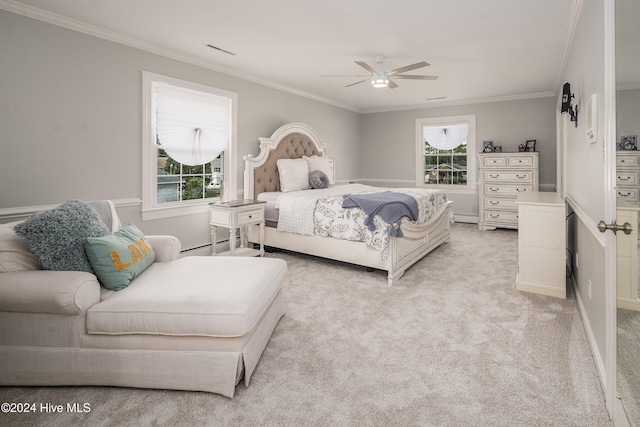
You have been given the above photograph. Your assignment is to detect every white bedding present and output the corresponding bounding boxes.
[256,191,281,223]
[273,184,450,259]
[275,184,371,235]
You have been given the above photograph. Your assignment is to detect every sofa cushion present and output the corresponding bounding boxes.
[85,224,156,291]
[13,200,110,273]
[0,221,42,272]
[86,257,287,338]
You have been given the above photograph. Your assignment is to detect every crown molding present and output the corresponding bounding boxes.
[0,0,578,116]
[553,0,584,95]
[0,0,360,113]
[360,91,556,114]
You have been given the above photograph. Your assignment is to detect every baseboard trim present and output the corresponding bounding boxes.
[453,214,478,224]
[571,273,608,401]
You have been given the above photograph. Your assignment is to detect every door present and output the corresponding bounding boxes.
[559,0,617,418]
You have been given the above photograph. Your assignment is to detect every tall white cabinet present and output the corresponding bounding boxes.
[617,200,640,311]
[515,192,566,299]
[478,152,539,230]
[616,151,640,205]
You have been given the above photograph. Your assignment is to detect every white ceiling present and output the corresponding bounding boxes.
[4,0,583,112]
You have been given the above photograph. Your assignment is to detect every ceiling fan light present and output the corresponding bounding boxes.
[371,76,389,88]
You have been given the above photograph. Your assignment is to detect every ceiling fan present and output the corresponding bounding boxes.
[324,55,438,89]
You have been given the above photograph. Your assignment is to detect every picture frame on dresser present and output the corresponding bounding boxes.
[621,135,637,151]
[482,140,494,153]
[525,139,536,152]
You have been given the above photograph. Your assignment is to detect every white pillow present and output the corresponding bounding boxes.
[277,158,310,192]
[303,155,334,184]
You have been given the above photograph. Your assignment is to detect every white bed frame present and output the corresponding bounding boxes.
[243,123,453,286]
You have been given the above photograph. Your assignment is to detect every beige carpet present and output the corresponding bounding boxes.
[0,223,612,426]
[618,307,640,426]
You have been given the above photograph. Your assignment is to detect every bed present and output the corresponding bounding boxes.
[243,122,453,286]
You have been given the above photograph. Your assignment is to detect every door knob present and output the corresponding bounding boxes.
[597,220,633,235]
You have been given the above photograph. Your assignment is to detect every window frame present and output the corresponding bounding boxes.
[142,71,238,220]
[415,115,477,194]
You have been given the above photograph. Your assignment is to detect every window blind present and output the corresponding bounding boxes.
[423,123,469,150]
[156,81,231,166]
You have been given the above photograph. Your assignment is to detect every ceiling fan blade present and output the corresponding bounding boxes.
[388,61,430,75]
[344,79,368,88]
[355,61,377,74]
[321,74,370,77]
[393,75,439,80]
[388,79,399,89]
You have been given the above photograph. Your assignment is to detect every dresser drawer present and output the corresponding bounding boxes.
[483,170,533,183]
[484,211,518,223]
[484,197,517,211]
[508,155,536,167]
[616,188,640,201]
[484,184,534,195]
[617,171,640,186]
[617,155,640,167]
[481,156,508,167]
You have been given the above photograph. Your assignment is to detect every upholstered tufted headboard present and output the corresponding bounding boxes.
[244,123,334,199]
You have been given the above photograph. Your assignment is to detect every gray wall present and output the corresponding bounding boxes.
[0,9,560,248]
[0,10,360,250]
[562,0,609,388]
[360,97,557,218]
[617,88,640,142]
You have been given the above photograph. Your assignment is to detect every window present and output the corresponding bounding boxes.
[142,72,237,220]
[415,115,476,193]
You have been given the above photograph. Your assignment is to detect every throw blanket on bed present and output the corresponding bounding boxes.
[341,192,419,237]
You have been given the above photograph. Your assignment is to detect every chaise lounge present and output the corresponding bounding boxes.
[0,201,286,398]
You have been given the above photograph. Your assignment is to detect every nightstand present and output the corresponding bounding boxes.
[209,199,265,257]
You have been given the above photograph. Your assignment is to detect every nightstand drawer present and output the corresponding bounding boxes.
[484,170,533,183]
[237,209,264,225]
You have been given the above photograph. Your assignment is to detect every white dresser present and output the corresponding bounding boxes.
[478,152,539,230]
[617,200,640,311]
[616,151,640,203]
[515,192,566,299]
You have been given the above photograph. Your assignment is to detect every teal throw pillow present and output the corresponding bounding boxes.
[85,223,156,291]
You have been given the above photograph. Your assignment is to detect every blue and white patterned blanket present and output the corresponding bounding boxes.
[275,184,448,259]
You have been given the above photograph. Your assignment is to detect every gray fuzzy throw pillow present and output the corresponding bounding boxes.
[14,200,110,273]
[309,170,330,189]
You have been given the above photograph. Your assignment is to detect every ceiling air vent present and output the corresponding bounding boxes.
[206,44,236,56]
